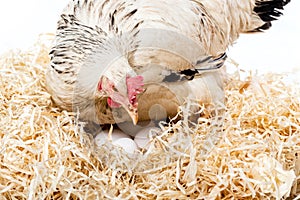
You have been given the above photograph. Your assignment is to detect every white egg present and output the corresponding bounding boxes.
[113,138,138,154]
[94,129,131,147]
[117,121,156,137]
[134,126,160,149]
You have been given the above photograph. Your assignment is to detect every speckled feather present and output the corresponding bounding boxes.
[46,0,290,124]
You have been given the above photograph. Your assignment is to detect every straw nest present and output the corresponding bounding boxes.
[0,34,300,200]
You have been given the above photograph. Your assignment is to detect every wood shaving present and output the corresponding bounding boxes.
[0,34,299,199]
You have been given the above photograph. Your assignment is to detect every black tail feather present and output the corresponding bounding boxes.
[254,0,291,23]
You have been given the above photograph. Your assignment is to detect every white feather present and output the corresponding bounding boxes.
[46,0,290,124]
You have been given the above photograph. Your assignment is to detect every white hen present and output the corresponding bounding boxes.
[46,0,290,125]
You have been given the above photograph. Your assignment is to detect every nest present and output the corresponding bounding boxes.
[0,34,300,199]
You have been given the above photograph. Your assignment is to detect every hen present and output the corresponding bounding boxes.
[46,0,291,126]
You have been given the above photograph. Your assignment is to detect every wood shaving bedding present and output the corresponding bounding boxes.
[0,34,299,199]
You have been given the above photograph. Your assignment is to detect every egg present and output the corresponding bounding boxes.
[113,138,138,154]
[134,126,160,149]
[94,129,131,146]
[94,128,138,154]
[117,121,156,137]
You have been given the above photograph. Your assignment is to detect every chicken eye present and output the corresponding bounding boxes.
[112,87,118,92]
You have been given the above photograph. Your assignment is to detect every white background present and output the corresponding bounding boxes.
[0,0,299,74]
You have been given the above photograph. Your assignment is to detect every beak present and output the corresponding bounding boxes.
[122,105,138,125]
[128,111,138,125]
